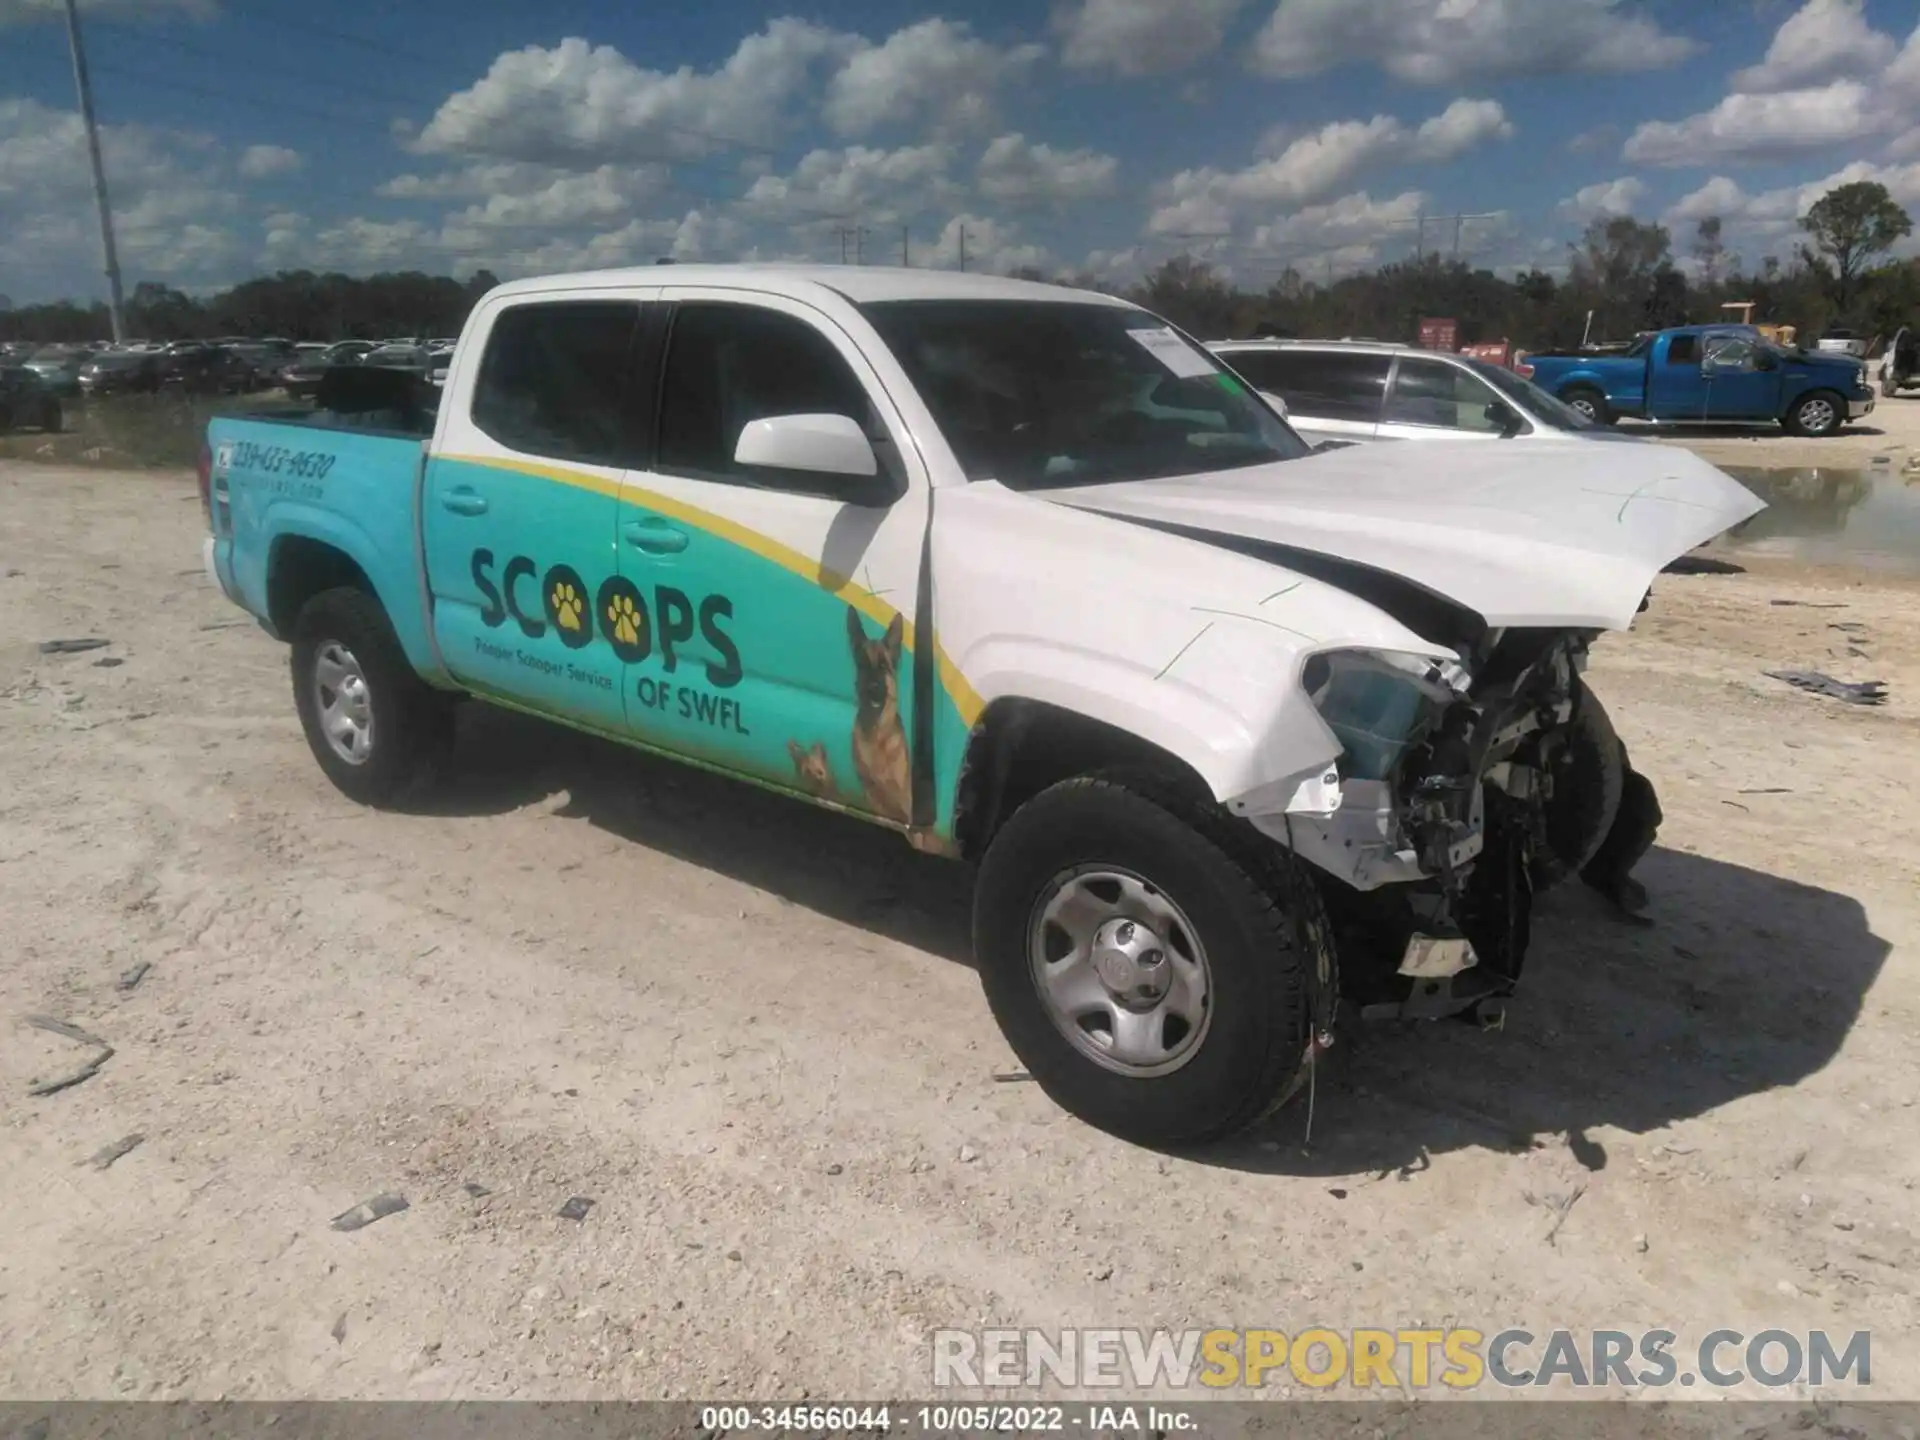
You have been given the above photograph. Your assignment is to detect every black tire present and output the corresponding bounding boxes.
[290,586,452,806]
[973,772,1312,1148]
[1562,385,1614,426]
[1783,389,1845,437]
[1532,681,1625,890]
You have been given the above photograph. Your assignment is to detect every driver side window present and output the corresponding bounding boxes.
[656,302,893,496]
[1383,357,1503,432]
[1703,335,1757,372]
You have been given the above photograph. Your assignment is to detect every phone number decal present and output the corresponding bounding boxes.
[228,440,336,481]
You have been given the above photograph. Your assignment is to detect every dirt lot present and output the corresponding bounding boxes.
[1,450,1917,1407]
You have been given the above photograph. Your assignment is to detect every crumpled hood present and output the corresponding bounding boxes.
[1047,442,1764,630]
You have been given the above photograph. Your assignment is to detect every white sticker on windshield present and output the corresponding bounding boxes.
[1127,326,1218,379]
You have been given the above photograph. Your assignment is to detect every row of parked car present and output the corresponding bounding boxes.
[0,336,458,406]
[1208,321,1879,446]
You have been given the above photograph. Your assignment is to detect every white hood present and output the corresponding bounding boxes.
[1048,442,1764,630]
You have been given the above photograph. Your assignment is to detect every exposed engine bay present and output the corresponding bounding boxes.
[1221,544,1656,1026]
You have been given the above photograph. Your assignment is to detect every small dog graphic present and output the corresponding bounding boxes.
[847,606,911,824]
[786,739,840,802]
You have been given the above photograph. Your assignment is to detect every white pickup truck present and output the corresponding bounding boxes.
[202,266,1762,1146]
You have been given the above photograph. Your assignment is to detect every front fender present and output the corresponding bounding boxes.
[960,625,1344,808]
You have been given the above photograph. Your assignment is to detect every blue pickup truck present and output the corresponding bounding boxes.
[1524,325,1874,437]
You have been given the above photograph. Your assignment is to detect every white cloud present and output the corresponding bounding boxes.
[1627,3,1919,167]
[0,0,213,23]
[1146,99,1510,235]
[1731,0,1896,94]
[236,144,302,179]
[1054,0,1244,76]
[737,144,957,224]
[975,133,1119,203]
[822,19,1044,137]
[920,213,1049,274]
[1411,98,1515,157]
[1557,176,1648,220]
[1247,189,1428,255]
[1624,80,1881,165]
[0,97,252,294]
[414,22,857,164]
[1249,0,1695,84]
[1667,161,1920,235]
[1880,24,1920,106]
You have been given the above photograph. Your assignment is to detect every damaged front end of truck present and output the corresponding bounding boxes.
[1245,618,1636,1029]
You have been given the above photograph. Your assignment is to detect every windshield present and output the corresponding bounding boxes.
[860,300,1310,489]
[1469,359,1595,432]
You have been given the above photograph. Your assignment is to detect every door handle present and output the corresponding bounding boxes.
[623,518,689,554]
[440,488,488,517]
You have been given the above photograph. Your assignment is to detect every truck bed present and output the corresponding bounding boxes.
[205,410,444,681]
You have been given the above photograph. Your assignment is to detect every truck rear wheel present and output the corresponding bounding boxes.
[973,773,1311,1148]
[291,586,452,807]
[1784,390,1844,437]
[1562,385,1613,425]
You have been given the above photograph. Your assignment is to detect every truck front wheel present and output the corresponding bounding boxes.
[291,586,452,807]
[1561,386,1613,425]
[973,773,1311,1148]
[1784,390,1844,437]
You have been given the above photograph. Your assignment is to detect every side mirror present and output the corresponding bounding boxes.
[1755,350,1779,372]
[733,413,893,504]
[1258,389,1291,419]
[1484,400,1524,437]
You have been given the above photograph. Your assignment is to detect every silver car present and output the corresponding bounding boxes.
[1208,338,1630,447]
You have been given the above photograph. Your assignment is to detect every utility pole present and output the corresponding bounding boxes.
[958,225,968,273]
[837,227,851,264]
[855,226,869,265]
[901,225,909,267]
[1414,210,1424,265]
[64,0,126,342]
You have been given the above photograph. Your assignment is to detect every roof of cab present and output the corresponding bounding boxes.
[487,263,1137,309]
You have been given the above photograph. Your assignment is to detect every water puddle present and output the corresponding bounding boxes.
[1710,464,1920,574]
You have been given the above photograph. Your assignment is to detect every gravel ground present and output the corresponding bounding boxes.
[0,449,1915,1408]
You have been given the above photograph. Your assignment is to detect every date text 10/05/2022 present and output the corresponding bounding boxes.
[470,547,750,735]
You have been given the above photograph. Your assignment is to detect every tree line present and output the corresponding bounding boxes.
[2,181,1913,353]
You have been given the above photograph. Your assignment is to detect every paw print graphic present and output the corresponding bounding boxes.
[551,580,584,632]
[606,592,643,647]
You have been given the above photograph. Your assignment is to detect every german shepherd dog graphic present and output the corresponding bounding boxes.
[847,606,911,824]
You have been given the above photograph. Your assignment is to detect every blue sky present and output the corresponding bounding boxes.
[2,0,1918,303]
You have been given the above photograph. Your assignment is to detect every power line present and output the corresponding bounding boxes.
[88,60,400,131]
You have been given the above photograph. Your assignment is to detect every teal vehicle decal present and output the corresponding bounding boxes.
[431,454,981,841]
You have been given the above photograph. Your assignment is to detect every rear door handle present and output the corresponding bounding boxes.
[623,518,689,554]
[440,488,488,517]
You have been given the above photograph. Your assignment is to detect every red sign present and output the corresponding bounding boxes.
[1461,340,1514,368]
[1417,317,1459,351]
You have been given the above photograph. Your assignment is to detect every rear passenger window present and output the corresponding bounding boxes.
[657,302,880,494]
[471,302,642,465]
[1667,335,1698,365]
[1229,350,1389,424]
[1220,349,1313,395]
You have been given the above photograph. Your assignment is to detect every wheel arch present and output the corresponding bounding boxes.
[266,533,383,638]
[951,696,1219,861]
